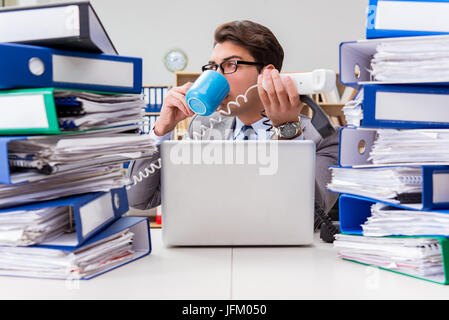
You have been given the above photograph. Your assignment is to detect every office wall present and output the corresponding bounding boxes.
[10,0,368,85]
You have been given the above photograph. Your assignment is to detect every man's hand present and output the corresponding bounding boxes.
[257,69,303,127]
[154,82,195,136]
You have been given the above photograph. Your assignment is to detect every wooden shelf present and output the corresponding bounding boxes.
[174,72,201,139]
[175,71,201,86]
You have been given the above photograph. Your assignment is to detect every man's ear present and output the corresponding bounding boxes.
[260,64,275,73]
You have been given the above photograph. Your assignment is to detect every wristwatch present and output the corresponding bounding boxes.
[273,120,301,139]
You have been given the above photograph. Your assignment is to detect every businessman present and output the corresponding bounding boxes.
[127,20,339,215]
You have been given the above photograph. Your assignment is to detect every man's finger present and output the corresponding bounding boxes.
[284,76,300,107]
[272,70,289,110]
[169,91,192,116]
[176,82,193,94]
[257,74,271,107]
[263,69,280,107]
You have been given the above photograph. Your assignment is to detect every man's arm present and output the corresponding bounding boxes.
[314,129,339,214]
[126,147,163,210]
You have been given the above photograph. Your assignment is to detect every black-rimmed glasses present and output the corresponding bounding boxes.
[201,60,265,74]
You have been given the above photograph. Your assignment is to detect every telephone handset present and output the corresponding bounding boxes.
[261,69,337,95]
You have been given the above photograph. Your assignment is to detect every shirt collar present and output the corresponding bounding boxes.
[233,116,273,139]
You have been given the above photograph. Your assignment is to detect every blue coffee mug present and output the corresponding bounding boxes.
[185,70,230,116]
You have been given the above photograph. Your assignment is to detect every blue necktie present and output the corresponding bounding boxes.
[241,125,253,140]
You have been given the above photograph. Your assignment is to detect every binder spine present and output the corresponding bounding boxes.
[362,84,449,129]
[0,43,142,93]
[423,166,449,209]
[366,0,449,39]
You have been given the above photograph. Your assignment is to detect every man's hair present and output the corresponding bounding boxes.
[214,20,284,72]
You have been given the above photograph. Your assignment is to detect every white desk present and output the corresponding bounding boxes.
[1,229,449,300]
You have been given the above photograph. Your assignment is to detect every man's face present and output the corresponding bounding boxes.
[208,41,263,116]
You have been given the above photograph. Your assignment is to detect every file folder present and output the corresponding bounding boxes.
[363,84,449,129]
[0,87,145,135]
[0,164,127,210]
[338,127,376,167]
[338,193,449,235]
[335,232,449,285]
[0,1,117,55]
[0,134,156,185]
[0,187,129,246]
[0,43,142,93]
[339,35,449,86]
[366,0,449,39]
[339,194,381,235]
[329,165,449,210]
[336,194,449,285]
[0,216,151,280]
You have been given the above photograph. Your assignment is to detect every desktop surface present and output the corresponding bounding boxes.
[0,229,448,300]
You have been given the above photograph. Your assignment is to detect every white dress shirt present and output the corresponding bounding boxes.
[151,116,304,145]
[233,117,303,141]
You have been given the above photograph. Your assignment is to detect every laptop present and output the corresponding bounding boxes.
[160,140,315,246]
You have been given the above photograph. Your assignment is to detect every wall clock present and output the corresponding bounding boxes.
[164,48,188,72]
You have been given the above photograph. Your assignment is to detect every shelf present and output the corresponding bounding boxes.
[175,71,200,86]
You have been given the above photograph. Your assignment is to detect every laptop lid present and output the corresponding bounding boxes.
[160,140,315,246]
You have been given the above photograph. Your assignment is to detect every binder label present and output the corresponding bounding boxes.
[79,193,114,237]
[375,0,449,32]
[0,94,49,129]
[433,172,449,204]
[52,55,134,88]
[375,91,449,123]
[0,5,80,42]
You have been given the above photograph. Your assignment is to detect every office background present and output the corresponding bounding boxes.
[3,0,367,85]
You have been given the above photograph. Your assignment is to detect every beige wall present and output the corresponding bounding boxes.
[5,0,368,86]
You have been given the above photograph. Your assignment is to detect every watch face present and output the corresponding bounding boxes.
[164,49,187,72]
[280,123,298,138]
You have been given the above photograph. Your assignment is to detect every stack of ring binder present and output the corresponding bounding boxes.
[0,1,152,280]
[328,0,449,285]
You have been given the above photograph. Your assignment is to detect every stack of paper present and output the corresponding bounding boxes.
[0,165,127,209]
[327,166,422,203]
[362,203,449,237]
[0,228,135,279]
[342,88,364,126]
[54,90,146,131]
[0,206,69,246]
[8,134,156,183]
[368,129,449,164]
[371,37,449,82]
[334,234,444,281]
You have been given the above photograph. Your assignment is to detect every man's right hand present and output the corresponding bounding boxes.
[153,82,195,136]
